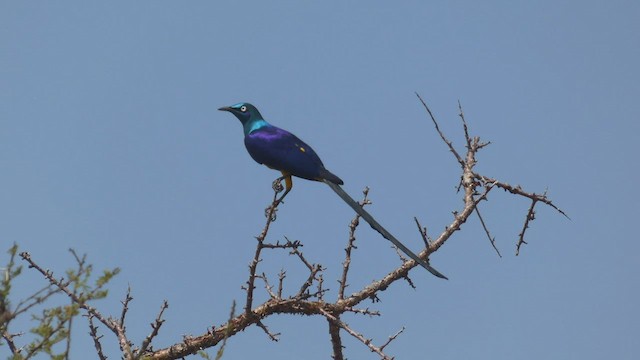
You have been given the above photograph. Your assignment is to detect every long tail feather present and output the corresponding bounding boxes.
[324,180,448,280]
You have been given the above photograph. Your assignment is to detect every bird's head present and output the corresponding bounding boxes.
[219,102,269,136]
[218,102,264,124]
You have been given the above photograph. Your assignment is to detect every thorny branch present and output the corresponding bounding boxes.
[475,207,502,257]
[87,314,107,360]
[143,96,565,360]
[1,246,89,359]
[328,318,345,360]
[1,330,19,355]
[19,252,128,351]
[417,94,465,167]
[119,286,133,334]
[339,187,370,300]
[18,252,168,360]
[16,96,566,360]
[136,300,169,357]
[320,308,394,360]
[245,190,281,315]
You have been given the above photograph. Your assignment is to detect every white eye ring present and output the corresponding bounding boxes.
[240,105,247,112]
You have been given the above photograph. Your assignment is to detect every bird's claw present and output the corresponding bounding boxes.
[272,178,284,194]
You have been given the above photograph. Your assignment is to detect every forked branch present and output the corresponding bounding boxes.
[18,96,566,360]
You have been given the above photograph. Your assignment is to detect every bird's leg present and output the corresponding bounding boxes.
[265,173,292,220]
[274,173,293,204]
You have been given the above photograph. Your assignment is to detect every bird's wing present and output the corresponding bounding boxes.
[244,126,327,181]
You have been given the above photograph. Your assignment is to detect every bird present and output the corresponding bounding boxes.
[218,102,447,279]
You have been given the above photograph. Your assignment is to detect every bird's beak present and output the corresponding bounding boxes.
[218,106,233,112]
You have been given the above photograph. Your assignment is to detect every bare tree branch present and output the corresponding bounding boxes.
[19,252,136,360]
[380,326,405,352]
[475,207,502,257]
[256,320,280,341]
[517,197,537,255]
[87,314,107,360]
[339,187,369,300]
[474,174,569,219]
[119,286,133,332]
[413,217,430,248]
[416,92,465,167]
[257,273,278,299]
[319,308,393,360]
[328,318,345,360]
[119,97,568,359]
[1,329,20,355]
[245,192,281,315]
[15,96,567,360]
[136,300,168,357]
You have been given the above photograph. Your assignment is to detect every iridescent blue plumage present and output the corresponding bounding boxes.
[219,102,343,185]
[218,102,447,279]
[245,126,343,184]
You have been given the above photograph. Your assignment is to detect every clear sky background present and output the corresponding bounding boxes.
[1,1,638,359]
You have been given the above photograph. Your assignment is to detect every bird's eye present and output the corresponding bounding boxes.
[240,105,247,112]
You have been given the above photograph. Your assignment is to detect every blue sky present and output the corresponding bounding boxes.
[1,1,638,359]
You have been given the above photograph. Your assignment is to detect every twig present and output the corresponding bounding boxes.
[339,187,369,300]
[413,217,430,248]
[316,274,325,301]
[65,249,87,358]
[517,198,538,256]
[19,253,112,327]
[343,307,380,317]
[289,244,322,298]
[380,326,405,352]
[474,174,569,253]
[2,330,19,355]
[12,284,61,319]
[474,174,569,219]
[23,312,71,359]
[256,320,280,341]
[87,314,107,360]
[245,192,280,315]
[257,273,279,299]
[136,300,168,357]
[119,286,133,329]
[475,207,502,257]
[472,181,502,257]
[19,252,135,359]
[319,308,393,360]
[339,215,358,300]
[262,239,302,249]
[416,92,465,167]
[458,100,472,150]
[286,246,325,298]
[277,270,286,299]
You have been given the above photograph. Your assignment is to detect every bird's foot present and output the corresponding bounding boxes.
[272,178,284,194]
